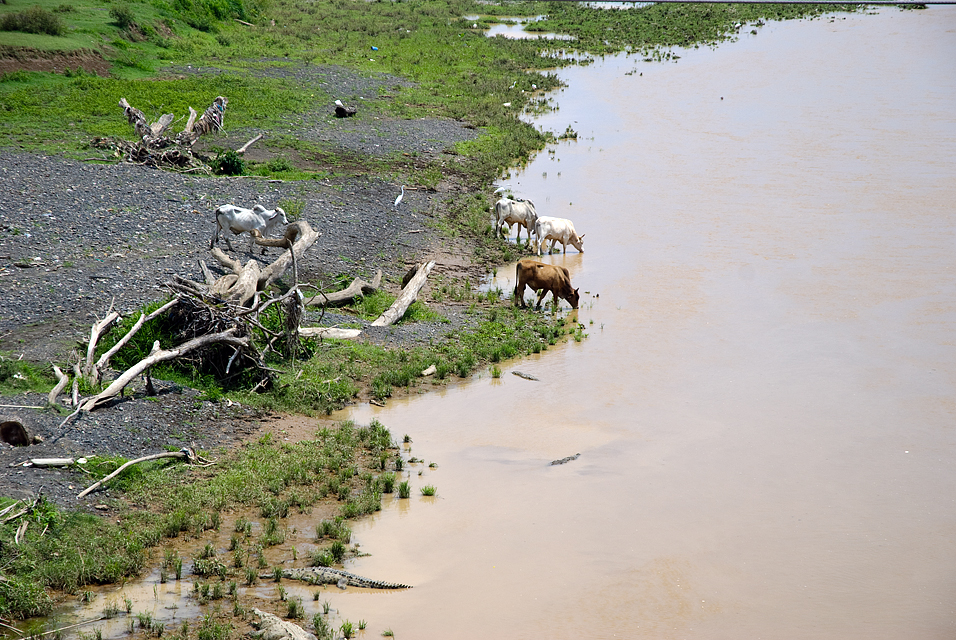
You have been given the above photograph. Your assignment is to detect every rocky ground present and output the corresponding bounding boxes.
[0,62,498,510]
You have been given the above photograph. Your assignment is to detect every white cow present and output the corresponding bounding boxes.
[493,197,538,242]
[210,204,289,254]
[534,216,585,256]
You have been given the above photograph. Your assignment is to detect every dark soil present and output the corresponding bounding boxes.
[0,64,496,511]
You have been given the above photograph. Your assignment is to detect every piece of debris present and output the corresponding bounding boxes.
[550,453,580,466]
[334,99,357,118]
[512,371,540,381]
[421,364,437,377]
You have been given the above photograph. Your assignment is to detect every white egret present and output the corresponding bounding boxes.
[394,185,406,209]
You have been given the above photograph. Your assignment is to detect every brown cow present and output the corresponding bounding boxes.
[514,259,580,310]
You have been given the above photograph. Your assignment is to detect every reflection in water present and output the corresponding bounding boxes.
[335,7,956,640]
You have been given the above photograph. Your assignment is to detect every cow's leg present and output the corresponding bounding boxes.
[534,288,548,309]
[210,223,220,250]
[514,282,526,308]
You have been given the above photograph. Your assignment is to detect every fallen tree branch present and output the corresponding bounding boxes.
[371,261,435,327]
[298,327,362,340]
[48,365,69,407]
[237,133,263,154]
[83,306,120,380]
[77,448,198,499]
[80,329,249,413]
[304,270,382,307]
[92,298,179,378]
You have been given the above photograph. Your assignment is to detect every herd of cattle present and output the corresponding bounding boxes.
[494,196,583,310]
[208,194,583,311]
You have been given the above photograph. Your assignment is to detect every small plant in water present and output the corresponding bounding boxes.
[81,590,95,603]
[420,485,437,496]
[312,613,330,640]
[398,481,411,499]
[103,600,120,619]
[491,364,502,378]
[322,600,331,615]
[287,597,304,619]
[340,620,354,640]
[358,620,367,630]
[124,595,133,614]
[273,566,283,583]
[382,630,394,637]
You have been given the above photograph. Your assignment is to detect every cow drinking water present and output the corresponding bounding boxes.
[514,259,580,310]
[494,197,538,242]
[534,216,585,256]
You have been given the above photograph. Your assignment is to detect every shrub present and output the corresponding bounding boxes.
[110,4,136,30]
[211,150,244,176]
[0,7,66,36]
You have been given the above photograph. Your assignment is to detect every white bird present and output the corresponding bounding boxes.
[394,185,406,209]
[493,185,510,194]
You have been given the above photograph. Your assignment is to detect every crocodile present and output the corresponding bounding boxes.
[261,566,411,590]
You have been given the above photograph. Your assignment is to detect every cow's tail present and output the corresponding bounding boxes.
[210,208,222,249]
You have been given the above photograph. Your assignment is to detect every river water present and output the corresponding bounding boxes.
[332,6,956,640]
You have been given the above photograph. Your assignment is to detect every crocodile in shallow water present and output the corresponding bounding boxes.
[262,566,411,589]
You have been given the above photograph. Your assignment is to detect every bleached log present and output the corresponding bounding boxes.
[49,365,69,406]
[93,298,179,377]
[298,327,362,340]
[150,113,174,138]
[371,261,435,327]
[257,221,320,289]
[84,308,120,380]
[304,270,382,307]
[77,448,197,499]
[71,363,81,407]
[79,329,249,412]
[29,458,75,468]
[237,133,263,154]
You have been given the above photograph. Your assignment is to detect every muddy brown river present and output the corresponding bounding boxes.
[335,7,956,639]
[35,7,955,640]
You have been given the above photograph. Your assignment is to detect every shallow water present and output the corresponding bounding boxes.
[331,7,956,639]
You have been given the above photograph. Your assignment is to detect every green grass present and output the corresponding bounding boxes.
[0,419,395,619]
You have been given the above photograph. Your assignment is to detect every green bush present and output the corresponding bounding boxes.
[0,6,66,36]
[211,149,245,176]
[110,4,136,30]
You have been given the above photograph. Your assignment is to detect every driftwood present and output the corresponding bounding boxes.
[188,221,319,307]
[298,327,362,340]
[304,270,382,307]
[91,298,179,382]
[99,96,229,171]
[237,133,263,154]
[79,329,249,412]
[83,305,120,380]
[77,448,199,499]
[49,365,69,406]
[28,458,76,468]
[371,260,435,327]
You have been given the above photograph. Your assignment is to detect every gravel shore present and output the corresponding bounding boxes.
[0,66,494,509]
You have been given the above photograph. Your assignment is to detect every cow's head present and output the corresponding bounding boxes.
[571,233,585,253]
[272,207,289,225]
[567,287,580,309]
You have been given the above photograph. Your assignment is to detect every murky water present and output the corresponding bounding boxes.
[24,8,955,640]
[331,7,956,639]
